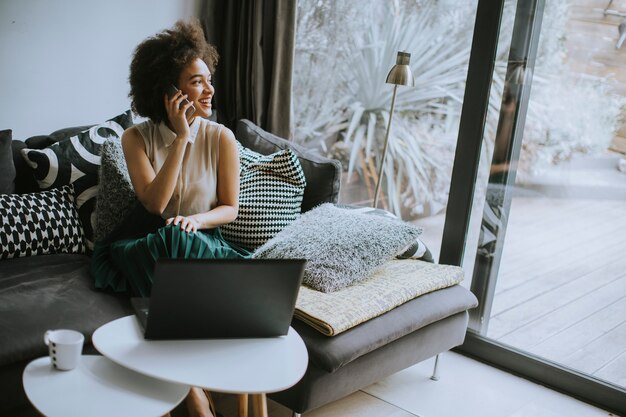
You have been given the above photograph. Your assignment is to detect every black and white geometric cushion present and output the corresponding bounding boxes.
[20,118,128,249]
[0,185,85,259]
[221,143,307,250]
[337,205,434,262]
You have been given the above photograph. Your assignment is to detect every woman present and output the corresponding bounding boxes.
[92,19,248,417]
[99,17,250,293]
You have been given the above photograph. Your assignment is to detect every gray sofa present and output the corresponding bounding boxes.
[0,119,477,416]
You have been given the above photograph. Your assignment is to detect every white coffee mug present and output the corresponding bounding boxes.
[43,329,84,371]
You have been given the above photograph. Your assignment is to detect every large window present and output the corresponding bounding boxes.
[292,0,478,257]
[292,0,626,414]
[442,1,626,414]
[475,0,626,390]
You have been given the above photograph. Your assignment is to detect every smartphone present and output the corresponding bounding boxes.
[167,84,196,118]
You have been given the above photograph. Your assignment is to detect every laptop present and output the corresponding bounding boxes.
[131,258,307,340]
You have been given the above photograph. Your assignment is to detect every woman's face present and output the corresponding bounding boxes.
[177,57,214,119]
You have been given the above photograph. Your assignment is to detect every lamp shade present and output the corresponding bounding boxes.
[386,51,415,86]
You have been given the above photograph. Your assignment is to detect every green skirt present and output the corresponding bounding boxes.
[90,204,251,297]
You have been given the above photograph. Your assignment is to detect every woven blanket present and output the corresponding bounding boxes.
[294,260,464,336]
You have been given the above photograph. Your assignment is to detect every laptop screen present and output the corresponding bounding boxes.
[139,258,307,340]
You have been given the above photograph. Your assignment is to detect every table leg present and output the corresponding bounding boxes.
[238,393,249,417]
[251,393,268,417]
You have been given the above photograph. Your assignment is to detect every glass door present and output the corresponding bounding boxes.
[443,0,626,414]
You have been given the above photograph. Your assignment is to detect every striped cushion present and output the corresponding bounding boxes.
[20,112,132,249]
[221,143,306,250]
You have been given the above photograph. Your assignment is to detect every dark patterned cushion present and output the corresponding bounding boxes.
[0,185,85,259]
[13,125,97,195]
[221,142,307,250]
[20,111,133,248]
[25,124,95,149]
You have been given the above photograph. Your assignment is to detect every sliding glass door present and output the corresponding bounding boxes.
[442,0,626,414]
[291,0,626,413]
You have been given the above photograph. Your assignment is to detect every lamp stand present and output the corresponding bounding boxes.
[373,84,399,208]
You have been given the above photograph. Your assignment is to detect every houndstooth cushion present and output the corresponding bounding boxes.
[221,142,306,250]
[0,185,85,259]
[20,111,132,249]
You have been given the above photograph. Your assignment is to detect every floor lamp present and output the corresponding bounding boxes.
[372,51,415,208]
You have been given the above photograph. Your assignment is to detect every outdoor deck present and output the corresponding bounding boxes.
[401,196,626,389]
[484,0,626,384]
[488,196,626,388]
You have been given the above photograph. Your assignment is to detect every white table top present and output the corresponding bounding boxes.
[92,315,309,394]
[23,355,189,417]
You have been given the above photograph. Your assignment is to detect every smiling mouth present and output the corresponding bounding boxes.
[198,98,211,107]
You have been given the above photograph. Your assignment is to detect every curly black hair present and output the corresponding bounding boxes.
[129,19,219,123]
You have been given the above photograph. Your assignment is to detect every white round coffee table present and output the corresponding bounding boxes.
[23,355,189,417]
[92,315,308,417]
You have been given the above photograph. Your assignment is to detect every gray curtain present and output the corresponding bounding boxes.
[202,0,296,139]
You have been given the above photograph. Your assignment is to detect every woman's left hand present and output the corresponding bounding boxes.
[166,215,200,233]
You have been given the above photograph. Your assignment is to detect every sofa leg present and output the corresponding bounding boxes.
[430,354,441,381]
[292,412,302,417]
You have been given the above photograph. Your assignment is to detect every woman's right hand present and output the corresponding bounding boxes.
[164,89,192,139]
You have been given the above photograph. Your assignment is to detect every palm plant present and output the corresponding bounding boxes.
[293,0,624,218]
[293,1,474,216]
[292,0,369,151]
[331,4,472,216]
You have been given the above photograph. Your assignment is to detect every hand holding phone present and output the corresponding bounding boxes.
[166,84,196,119]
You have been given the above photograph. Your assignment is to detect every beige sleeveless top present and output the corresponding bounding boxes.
[135,118,221,219]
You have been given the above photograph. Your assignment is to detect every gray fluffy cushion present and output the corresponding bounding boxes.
[253,203,423,293]
[94,139,136,241]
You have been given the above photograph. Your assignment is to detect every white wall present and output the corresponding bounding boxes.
[0,0,202,140]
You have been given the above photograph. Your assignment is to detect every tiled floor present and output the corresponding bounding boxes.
[362,352,614,417]
[206,351,615,417]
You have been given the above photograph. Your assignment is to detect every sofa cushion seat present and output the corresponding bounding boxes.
[292,284,478,373]
[0,254,132,367]
[294,260,465,335]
